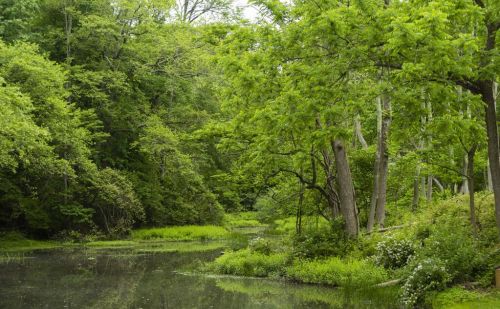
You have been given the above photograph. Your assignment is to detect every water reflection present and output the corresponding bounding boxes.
[0,248,401,308]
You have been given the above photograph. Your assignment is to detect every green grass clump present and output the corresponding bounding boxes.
[211,248,288,277]
[131,225,229,241]
[286,257,388,287]
[431,287,500,309]
[224,212,266,228]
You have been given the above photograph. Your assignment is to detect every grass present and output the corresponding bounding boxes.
[286,257,389,287]
[1,225,232,253]
[209,248,388,288]
[0,232,64,252]
[210,248,289,277]
[131,225,230,241]
[85,240,226,253]
[431,287,500,309]
[224,212,266,228]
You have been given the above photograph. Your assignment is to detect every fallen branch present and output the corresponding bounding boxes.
[375,279,401,287]
[365,224,409,235]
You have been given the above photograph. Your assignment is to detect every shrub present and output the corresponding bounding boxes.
[249,237,273,255]
[401,258,450,307]
[292,223,353,259]
[212,249,288,277]
[286,257,388,287]
[375,236,415,269]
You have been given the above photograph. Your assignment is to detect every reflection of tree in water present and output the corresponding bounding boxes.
[0,250,400,308]
[215,277,402,309]
[0,249,149,308]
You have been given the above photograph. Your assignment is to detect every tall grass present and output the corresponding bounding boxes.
[224,212,266,228]
[286,257,388,287]
[131,225,229,241]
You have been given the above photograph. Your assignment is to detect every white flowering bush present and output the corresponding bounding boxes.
[249,237,273,255]
[401,258,450,307]
[375,236,415,269]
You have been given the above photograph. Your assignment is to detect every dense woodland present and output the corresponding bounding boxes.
[1,0,499,237]
[1,0,500,305]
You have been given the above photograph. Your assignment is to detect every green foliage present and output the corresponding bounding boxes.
[131,225,229,241]
[375,236,415,269]
[286,257,388,288]
[401,258,451,307]
[211,248,288,277]
[430,287,484,308]
[223,212,265,228]
[88,168,144,237]
[292,223,354,259]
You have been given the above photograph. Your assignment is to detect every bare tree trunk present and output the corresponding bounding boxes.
[426,99,433,202]
[426,176,433,201]
[412,164,420,211]
[367,97,383,232]
[460,155,469,194]
[375,94,391,227]
[467,145,478,236]
[332,140,359,237]
[296,179,304,235]
[480,78,500,239]
[433,178,444,193]
[354,114,368,149]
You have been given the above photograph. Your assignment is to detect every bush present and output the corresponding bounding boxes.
[375,236,415,269]
[401,258,450,307]
[419,227,486,284]
[292,223,354,259]
[249,237,273,255]
[286,257,388,287]
[211,249,288,277]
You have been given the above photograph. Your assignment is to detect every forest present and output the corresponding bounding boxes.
[0,0,499,308]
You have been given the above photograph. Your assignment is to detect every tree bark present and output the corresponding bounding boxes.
[467,145,478,236]
[412,164,420,211]
[460,155,469,194]
[367,97,383,232]
[375,94,391,227]
[354,114,368,149]
[479,79,500,238]
[332,140,359,237]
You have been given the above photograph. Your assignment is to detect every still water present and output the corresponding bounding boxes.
[0,247,401,308]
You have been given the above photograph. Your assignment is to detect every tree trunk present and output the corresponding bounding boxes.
[467,145,478,236]
[412,164,420,211]
[433,178,444,193]
[296,180,304,235]
[375,94,391,227]
[332,140,359,237]
[367,97,383,232]
[354,114,368,149]
[479,79,500,238]
[460,155,469,194]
